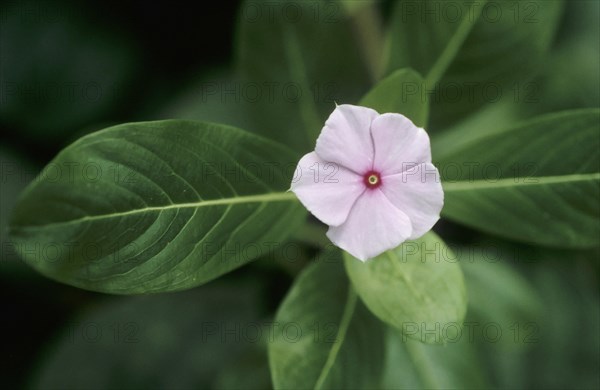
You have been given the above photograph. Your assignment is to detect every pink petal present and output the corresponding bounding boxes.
[371,113,432,175]
[291,152,365,226]
[326,189,412,261]
[315,104,379,174]
[381,163,443,240]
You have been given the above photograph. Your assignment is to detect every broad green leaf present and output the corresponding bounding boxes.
[440,109,600,248]
[386,0,565,127]
[386,0,487,85]
[359,68,429,127]
[237,0,373,150]
[269,252,384,389]
[9,120,305,294]
[344,232,467,344]
[33,281,264,389]
[436,1,600,133]
[382,327,489,389]
[521,0,600,116]
[431,98,522,160]
[430,0,564,127]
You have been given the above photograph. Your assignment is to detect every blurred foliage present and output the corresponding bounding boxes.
[31,280,267,389]
[1,0,598,389]
[0,1,138,141]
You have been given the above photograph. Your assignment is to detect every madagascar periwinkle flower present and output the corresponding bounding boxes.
[291,104,443,261]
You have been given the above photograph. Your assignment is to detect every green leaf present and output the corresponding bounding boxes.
[430,98,523,160]
[440,109,600,248]
[359,68,429,127]
[269,251,384,389]
[520,0,600,116]
[382,327,489,389]
[33,281,264,389]
[386,0,487,85]
[237,0,372,150]
[386,0,565,127]
[9,120,305,294]
[344,232,467,344]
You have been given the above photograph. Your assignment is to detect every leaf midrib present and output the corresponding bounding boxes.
[314,287,358,390]
[443,172,600,192]
[425,0,488,85]
[14,192,299,229]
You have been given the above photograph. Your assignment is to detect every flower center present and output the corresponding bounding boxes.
[364,171,382,189]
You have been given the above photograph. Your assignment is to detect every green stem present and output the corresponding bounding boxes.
[348,2,385,82]
[283,25,323,146]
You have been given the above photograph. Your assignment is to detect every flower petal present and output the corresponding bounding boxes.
[326,189,412,261]
[371,113,432,175]
[381,163,443,240]
[315,104,379,174]
[291,152,365,226]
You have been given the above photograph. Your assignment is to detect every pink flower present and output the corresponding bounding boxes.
[291,104,444,261]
